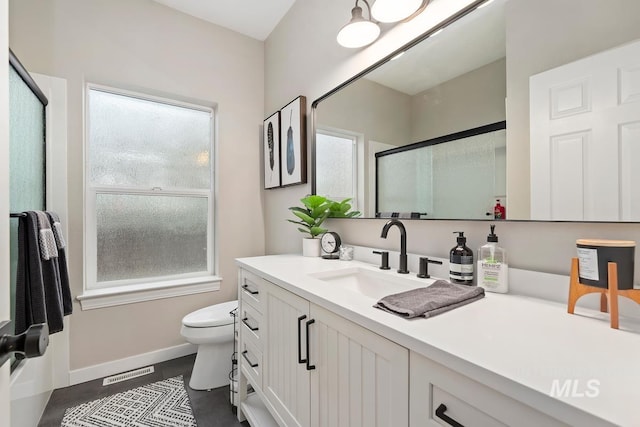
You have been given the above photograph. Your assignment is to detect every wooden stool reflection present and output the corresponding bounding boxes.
[568,258,640,329]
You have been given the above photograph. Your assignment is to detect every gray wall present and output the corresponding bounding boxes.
[9,0,265,370]
[265,0,640,285]
[317,57,506,147]
[318,78,411,147]
[411,57,506,142]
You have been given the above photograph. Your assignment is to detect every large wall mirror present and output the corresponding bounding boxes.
[312,0,640,221]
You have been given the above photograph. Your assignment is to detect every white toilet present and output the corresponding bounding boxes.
[180,300,237,390]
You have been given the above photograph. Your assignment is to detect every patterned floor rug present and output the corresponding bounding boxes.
[61,375,197,427]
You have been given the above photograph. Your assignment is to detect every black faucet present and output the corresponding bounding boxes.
[380,219,409,274]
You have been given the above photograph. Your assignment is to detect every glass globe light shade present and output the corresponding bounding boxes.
[337,6,381,48]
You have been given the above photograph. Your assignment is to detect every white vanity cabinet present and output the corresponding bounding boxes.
[238,270,266,392]
[236,256,627,427]
[262,279,311,427]
[309,303,408,427]
[238,267,409,427]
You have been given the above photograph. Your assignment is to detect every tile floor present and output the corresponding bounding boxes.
[38,354,250,427]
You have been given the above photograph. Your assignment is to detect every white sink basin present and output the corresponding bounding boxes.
[309,267,429,299]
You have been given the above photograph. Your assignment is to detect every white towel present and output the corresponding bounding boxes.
[51,220,66,249]
[35,211,58,260]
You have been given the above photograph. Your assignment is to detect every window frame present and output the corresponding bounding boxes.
[79,83,219,310]
[316,127,362,206]
[315,127,360,208]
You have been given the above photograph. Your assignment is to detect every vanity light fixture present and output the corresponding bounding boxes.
[337,0,381,48]
[371,0,430,23]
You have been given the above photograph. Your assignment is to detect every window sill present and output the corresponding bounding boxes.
[77,276,222,310]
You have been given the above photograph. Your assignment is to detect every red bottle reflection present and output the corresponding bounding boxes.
[494,199,506,220]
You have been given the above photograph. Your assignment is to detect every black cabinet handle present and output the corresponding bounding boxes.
[297,315,307,364]
[241,350,258,368]
[435,404,464,427]
[305,319,315,371]
[241,317,259,331]
[242,283,259,295]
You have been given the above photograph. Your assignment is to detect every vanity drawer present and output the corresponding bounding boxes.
[240,338,262,389]
[240,270,266,312]
[430,386,506,427]
[240,302,262,347]
[410,352,568,427]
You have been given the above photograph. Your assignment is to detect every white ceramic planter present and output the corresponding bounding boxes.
[302,237,321,257]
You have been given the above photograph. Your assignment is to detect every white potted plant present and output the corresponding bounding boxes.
[288,196,361,257]
[288,195,331,257]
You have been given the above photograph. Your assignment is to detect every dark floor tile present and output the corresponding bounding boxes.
[38,354,249,427]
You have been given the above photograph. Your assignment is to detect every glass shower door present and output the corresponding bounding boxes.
[8,58,46,370]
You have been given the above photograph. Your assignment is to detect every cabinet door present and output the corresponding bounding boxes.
[309,303,409,427]
[263,283,311,427]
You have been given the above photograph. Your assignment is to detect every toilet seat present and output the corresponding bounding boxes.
[182,300,237,328]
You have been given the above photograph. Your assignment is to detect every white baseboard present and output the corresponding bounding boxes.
[69,343,197,386]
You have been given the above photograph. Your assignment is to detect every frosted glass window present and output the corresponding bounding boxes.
[89,89,211,189]
[315,132,355,200]
[96,194,208,282]
[86,85,214,290]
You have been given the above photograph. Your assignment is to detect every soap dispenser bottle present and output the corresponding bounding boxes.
[450,232,474,285]
[477,224,508,293]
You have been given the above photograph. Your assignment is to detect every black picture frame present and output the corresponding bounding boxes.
[263,111,281,189]
[279,96,307,187]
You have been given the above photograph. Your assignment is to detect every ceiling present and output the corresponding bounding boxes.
[150,0,297,41]
[365,0,506,95]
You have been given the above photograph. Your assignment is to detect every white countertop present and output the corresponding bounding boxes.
[236,255,640,427]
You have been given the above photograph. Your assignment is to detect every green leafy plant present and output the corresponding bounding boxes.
[288,196,362,238]
[288,195,332,238]
[327,198,361,218]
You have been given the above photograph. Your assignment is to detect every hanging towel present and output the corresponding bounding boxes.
[374,280,485,319]
[15,212,65,335]
[46,211,73,316]
[15,212,48,335]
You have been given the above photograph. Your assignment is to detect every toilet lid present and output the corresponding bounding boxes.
[182,300,238,328]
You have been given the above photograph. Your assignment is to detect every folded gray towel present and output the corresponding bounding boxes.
[374,280,485,318]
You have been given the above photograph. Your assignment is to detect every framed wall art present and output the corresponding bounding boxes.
[280,96,307,187]
[263,111,281,189]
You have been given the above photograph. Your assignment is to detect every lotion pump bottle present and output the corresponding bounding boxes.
[477,224,508,293]
[450,232,474,285]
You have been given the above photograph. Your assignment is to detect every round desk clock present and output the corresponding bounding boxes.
[320,232,341,259]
